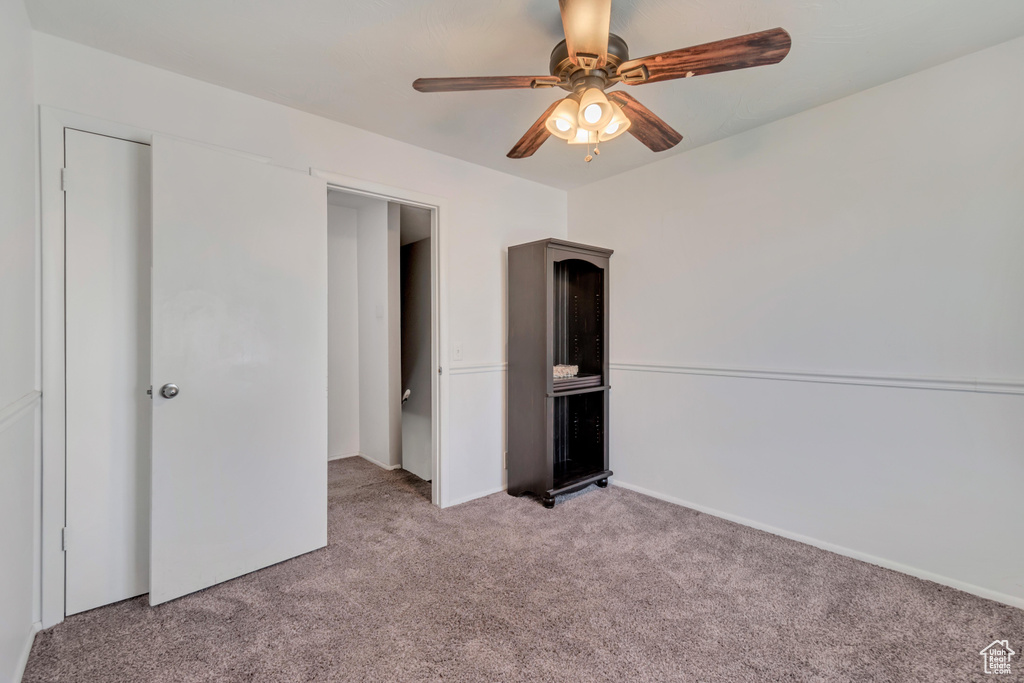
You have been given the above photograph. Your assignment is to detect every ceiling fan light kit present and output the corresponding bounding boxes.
[568,128,598,146]
[577,85,614,131]
[598,102,630,142]
[413,0,792,162]
[545,96,581,140]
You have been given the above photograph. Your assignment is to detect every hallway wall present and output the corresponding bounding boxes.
[327,204,360,460]
[354,200,399,468]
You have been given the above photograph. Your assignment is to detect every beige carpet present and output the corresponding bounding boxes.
[25,457,1023,682]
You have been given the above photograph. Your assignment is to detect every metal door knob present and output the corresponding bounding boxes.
[160,383,180,399]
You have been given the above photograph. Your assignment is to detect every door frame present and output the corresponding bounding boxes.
[313,169,449,511]
[38,107,451,629]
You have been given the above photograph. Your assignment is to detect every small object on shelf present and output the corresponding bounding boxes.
[554,363,603,392]
[553,364,579,379]
[507,238,612,508]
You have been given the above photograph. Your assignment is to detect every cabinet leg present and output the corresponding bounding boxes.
[596,478,609,488]
[542,495,556,509]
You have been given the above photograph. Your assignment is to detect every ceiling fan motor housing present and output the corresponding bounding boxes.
[550,33,630,92]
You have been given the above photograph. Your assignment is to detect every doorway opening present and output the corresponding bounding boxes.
[326,189,437,497]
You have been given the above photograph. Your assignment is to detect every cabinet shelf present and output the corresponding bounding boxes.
[507,239,613,509]
[553,372,602,390]
[548,385,609,398]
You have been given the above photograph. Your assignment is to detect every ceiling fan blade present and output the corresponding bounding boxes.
[559,0,612,69]
[607,91,682,152]
[617,28,791,85]
[507,99,563,159]
[413,76,561,92]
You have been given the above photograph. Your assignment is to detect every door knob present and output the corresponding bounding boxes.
[160,383,180,399]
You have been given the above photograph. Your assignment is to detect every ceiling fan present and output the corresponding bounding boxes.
[413,0,791,161]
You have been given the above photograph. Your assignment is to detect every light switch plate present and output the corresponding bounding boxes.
[453,343,463,361]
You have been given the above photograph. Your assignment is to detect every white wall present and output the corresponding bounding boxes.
[0,0,40,679]
[356,199,393,468]
[327,204,360,460]
[32,32,568,506]
[568,36,1024,605]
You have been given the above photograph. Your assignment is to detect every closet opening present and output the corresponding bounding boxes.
[326,189,437,496]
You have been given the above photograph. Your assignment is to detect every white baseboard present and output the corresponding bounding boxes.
[14,622,41,683]
[327,452,401,470]
[612,479,1024,611]
[445,485,506,508]
[327,452,360,462]
[356,454,401,471]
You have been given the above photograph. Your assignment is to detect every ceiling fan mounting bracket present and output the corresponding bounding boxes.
[550,33,629,92]
[574,52,601,70]
[618,64,649,85]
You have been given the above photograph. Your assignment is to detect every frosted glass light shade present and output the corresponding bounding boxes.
[576,88,613,131]
[567,128,598,145]
[598,102,631,142]
[545,98,580,140]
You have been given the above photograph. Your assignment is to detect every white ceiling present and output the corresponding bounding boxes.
[26,0,1024,190]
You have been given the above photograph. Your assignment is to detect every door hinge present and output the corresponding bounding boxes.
[147,385,153,398]
[438,366,443,375]
[61,168,69,192]
[61,527,68,551]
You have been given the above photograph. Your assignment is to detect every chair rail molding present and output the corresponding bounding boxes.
[609,362,1024,395]
[0,391,41,433]
[449,362,507,375]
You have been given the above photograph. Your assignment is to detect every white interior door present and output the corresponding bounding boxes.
[150,136,328,605]
[65,129,152,615]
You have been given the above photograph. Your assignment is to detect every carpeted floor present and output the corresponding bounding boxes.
[25,457,1023,682]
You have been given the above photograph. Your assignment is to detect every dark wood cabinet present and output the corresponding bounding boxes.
[507,238,612,508]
